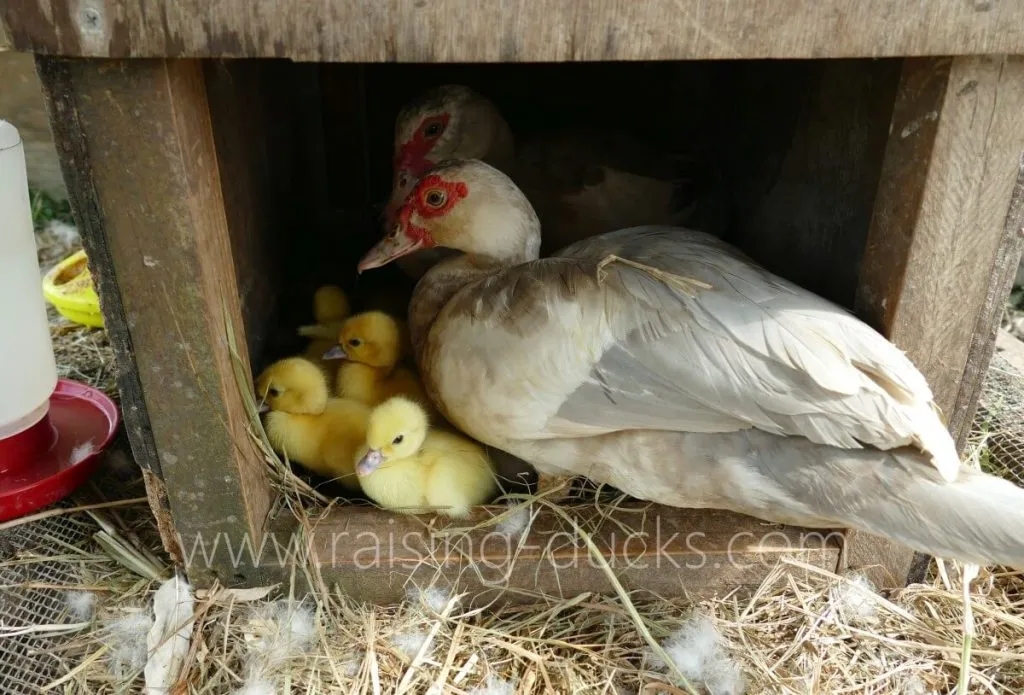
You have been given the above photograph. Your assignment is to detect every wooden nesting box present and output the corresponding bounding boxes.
[5,2,1024,601]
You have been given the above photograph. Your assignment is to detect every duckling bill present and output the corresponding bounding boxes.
[355,447,384,476]
[255,357,369,492]
[322,344,347,360]
[323,310,431,415]
[354,397,497,518]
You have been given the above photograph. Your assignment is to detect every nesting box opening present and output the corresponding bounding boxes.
[219,59,909,595]
[34,53,1024,598]
[252,59,905,347]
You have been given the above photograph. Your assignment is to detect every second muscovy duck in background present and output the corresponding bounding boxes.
[357,158,1024,569]
[385,84,729,277]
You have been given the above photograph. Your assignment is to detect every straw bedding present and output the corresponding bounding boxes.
[15,223,1024,694]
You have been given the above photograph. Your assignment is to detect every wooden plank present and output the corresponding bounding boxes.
[851,56,1024,586]
[857,56,1024,428]
[253,60,332,361]
[5,0,1024,61]
[298,505,841,604]
[319,64,370,213]
[839,529,917,588]
[855,58,955,344]
[35,57,169,537]
[35,57,275,586]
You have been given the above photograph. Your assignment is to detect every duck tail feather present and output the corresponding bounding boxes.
[742,431,1024,568]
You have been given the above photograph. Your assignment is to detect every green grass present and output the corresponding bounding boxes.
[29,187,73,230]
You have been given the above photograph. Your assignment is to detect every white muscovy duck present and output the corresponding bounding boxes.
[357,159,1024,568]
[385,84,728,278]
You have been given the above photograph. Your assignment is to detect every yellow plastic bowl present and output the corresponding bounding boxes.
[42,250,104,328]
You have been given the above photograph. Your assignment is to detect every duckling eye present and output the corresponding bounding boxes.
[423,121,443,138]
[348,338,362,347]
[267,387,281,397]
[424,189,447,208]
[392,434,404,445]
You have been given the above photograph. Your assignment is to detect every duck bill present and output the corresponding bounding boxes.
[258,402,270,414]
[356,449,384,477]
[322,345,347,360]
[358,234,425,273]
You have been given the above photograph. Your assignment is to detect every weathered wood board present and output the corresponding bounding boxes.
[29,47,1024,597]
[301,505,842,604]
[727,60,902,307]
[4,0,1024,62]
[857,56,1024,437]
[37,57,275,585]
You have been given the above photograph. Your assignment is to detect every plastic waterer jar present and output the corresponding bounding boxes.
[0,120,59,473]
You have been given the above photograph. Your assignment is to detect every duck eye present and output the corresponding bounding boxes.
[423,122,443,138]
[267,387,281,397]
[392,434,404,445]
[348,338,362,347]
[424,189,447,208]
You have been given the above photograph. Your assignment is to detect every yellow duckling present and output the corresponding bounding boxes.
[325,311,426,409]
[354,397,498,517]
[299,286,352,376]
[255,357,369,491]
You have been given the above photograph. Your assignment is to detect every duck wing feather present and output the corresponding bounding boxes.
[448,227,957,479]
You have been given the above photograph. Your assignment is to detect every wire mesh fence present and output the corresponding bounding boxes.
[0,511,96,693]
[975,351,1024,487]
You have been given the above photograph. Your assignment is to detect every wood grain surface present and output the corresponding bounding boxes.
[5,0,1024,61]
[857,56,1024,428]
[302,504,842,604]
[36,57,275,584]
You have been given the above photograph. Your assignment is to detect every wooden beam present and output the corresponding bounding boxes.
[857,56,1024,432]
[36,57,275,586]
[5,1,1024,62]
[852,55,1024,586]
[296,505,840,604]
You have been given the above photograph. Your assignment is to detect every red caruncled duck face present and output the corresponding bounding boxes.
[387,86,513,232]
[360,173,469,272]
[399,173,469,242]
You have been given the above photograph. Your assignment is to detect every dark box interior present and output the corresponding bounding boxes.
[212,59,902,399]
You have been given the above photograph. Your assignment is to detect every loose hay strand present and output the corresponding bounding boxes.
[0,497,148,532]
[508,493,699,695]
[596,254,713,296]
[224,303,332,508]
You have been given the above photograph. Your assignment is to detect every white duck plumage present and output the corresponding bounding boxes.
[359,159,1024,568]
